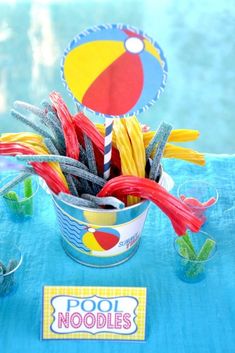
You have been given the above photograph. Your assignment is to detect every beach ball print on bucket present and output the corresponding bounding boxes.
[81,227,120,252]
[62,24,168,178]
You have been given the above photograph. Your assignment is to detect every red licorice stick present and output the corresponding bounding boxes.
[73,112,121,172]
[49,92,79,160]
[0,142,34,155]
[203,197,216,207]
[31,162,69,194]
[181,196,216,208]
[0,142,69,194]
[98,175,203,236]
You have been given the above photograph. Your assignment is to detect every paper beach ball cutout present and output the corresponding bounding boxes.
[82,227,120,252]
[62,24,168,118]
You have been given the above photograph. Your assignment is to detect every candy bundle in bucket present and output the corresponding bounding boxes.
[0,24,206,267]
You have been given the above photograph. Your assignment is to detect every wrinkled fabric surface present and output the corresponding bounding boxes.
[0,155,235,353]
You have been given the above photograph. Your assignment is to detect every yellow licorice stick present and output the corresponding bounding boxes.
[96,125,199,144]
[113,119,138,176]
[163,144,206,166]
[0,132,44,146]
[125,116,146,178]
[97,123,204,167]
[143,129,200,147]
[113,119,139,205]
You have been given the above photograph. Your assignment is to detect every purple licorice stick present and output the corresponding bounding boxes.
[103,118,114,180]
[149,122,173,180]
[58,192,97,208]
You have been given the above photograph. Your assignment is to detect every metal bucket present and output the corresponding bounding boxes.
[52,171,174,268]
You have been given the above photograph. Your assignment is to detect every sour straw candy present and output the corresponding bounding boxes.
[149,122,172,180]
[11,109,56,144]
[13,100,66,154]
[98,175,203,236]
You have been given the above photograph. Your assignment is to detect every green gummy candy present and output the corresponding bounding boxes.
[184,239,215,279]
[185,262,204,279]
[176,238,189,258]
[182,233,197,258]
[197,239,216,261]
[5,190,18,201]
[24,177,33,198]
[22,177,33,216]
[4,191,22,215]
[177,234,197,260]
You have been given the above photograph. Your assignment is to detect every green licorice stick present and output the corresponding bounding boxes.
[23,177,33,215]
[176,238,189,258]
[176,236,197,260]
[181,233,197,259]
[24,177,33,198]
[196,239,216,261]
[4,191,22,215]
[185,239,215,279]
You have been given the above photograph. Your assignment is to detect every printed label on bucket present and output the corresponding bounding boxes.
[55,202,148,257]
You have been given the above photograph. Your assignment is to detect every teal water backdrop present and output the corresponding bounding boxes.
[0,0,235,153]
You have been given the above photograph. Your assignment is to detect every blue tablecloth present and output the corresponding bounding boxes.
[1,155,235,353]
